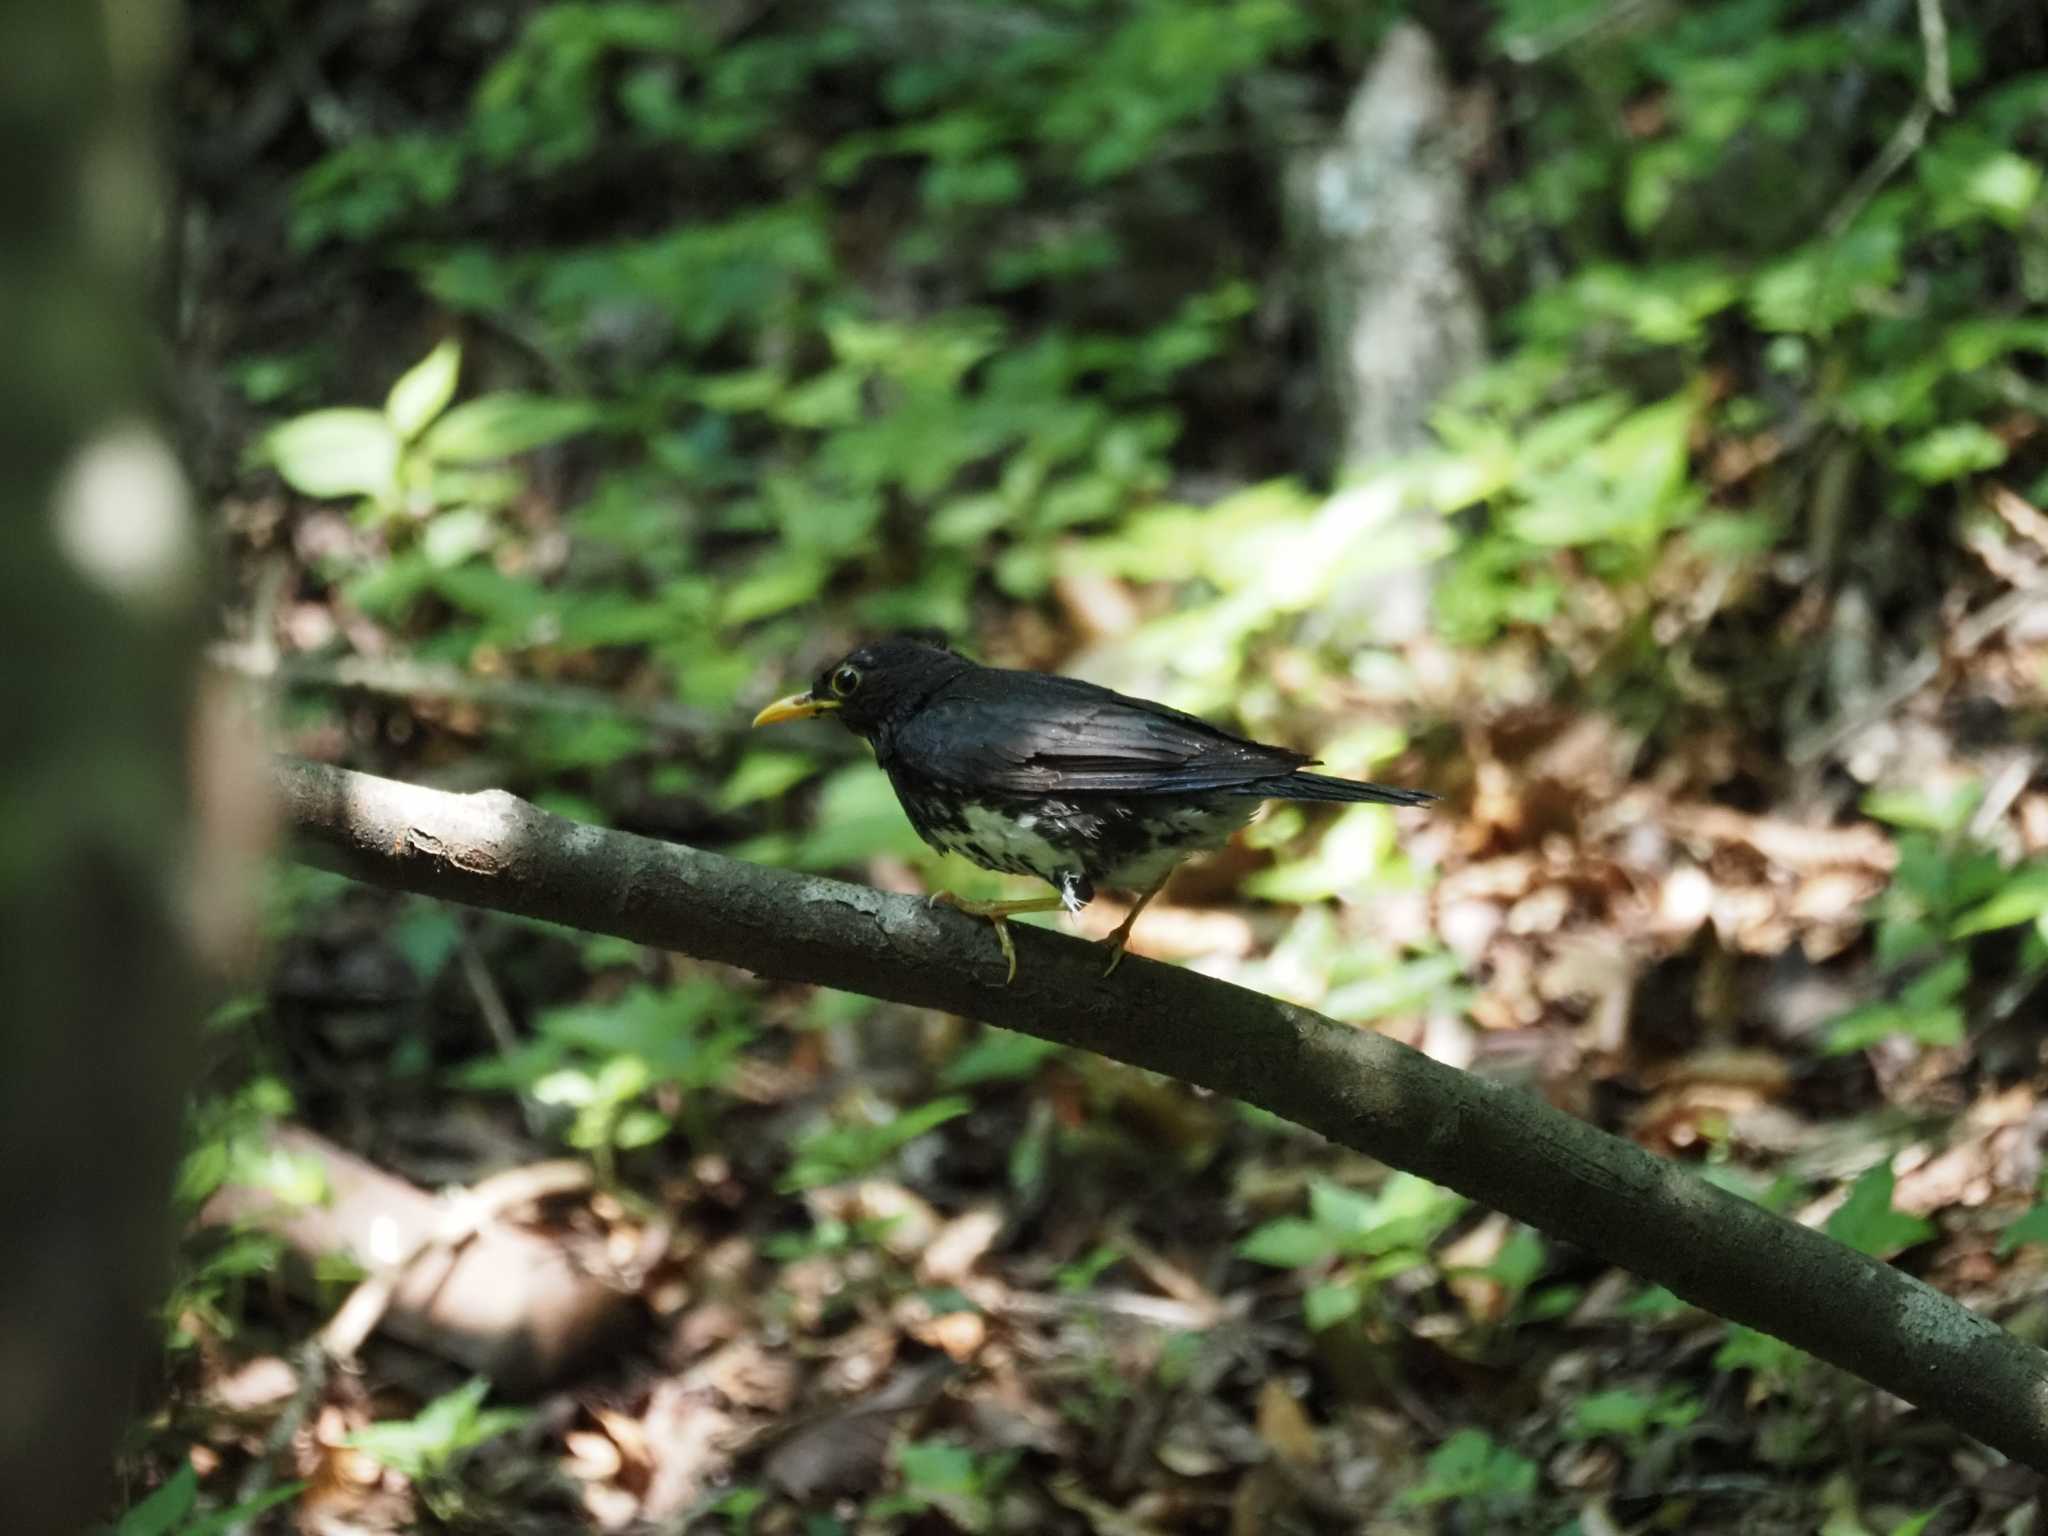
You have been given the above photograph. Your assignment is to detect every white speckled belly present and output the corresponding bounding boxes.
[928,802,1079,882]
[903,785,1257,905]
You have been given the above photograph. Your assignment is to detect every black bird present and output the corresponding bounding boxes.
[753,636,1433,981]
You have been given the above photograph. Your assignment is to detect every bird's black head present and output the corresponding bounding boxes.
[752,635,971,740]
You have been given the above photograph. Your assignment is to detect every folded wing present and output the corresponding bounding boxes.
[889,670,1313,795]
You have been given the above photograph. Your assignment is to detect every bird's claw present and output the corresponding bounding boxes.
[1099,937,1130,978]
[928,891,1022,985]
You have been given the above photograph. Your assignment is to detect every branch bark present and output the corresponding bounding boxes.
[277,758,2048,1470]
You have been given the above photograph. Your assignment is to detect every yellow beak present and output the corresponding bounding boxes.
[751,691,838,727]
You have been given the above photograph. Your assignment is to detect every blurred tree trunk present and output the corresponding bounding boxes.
[1294,21,1484,471]
[1289,22,1483,642]
[1,5,210,1532]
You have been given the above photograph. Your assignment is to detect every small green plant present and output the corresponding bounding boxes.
[761,1211,910,1262]
[939,1027,1064,1088]
[164,1076,310,1349]
[1396,1427,1537,1519]
[706,1486,769,1534]
[457,981,752,1176]
[1237,1173,1466,1331]
[1997,1173,2048,1255]
[1825,1164,1936,1259]
[261,339,595,522]
[871,1439,1018,1533]
[99,1465,304,1536]
[259,339,597,631]
[780,1095,972,1192]
[1713,1324,1812,1398]
[1563,1385,1703,1457]
[346,1377,530,1516]
[1823,784,2048,1054]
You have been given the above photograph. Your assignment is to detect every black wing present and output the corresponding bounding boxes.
[887,668,1312,795]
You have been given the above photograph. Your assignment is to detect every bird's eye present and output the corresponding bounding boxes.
[829,665,862,697]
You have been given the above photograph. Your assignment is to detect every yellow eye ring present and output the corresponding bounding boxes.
[829,665,862,697]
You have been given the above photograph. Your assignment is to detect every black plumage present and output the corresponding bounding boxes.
[753,636,1432,979]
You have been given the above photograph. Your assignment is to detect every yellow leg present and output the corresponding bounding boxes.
[1098,878,1168,977]
[929,892,1068,984]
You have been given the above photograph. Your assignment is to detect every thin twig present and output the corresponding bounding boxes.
[459,933,551,1139]
[1917,0,1953,114]
[1788,584,2048,766]
[209,642,718,736]
[1821,0,1954,237]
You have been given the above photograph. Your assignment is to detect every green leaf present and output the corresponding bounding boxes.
[896,1439,980,1493]
[421,394,599,462]
[1897,422,2007,484]
[1713,1324,1807,1379]
[1902,954,1969,1009]
[385,339,463,440]
[1566,1386,1700,1442]
[1954,867,2048,935]
[1823,975,1967,1053]
[265,408,400,501]
[109,1465,197,1536]
[780,1096,973,1191]
[420,506,496,568]
[390,902,463,981]
[1306,1179,1382,1243]
[1397,1427,1536,1511]
[1242,803,1396,902]
[940,1028,1063,1087]
[1997,1203,2048,1256]
[347,1378,530,1480]
[1826,1165,1935,1258]
[179,1483,309,1536]
[1303,1279,1364,1331]
[1567,1388,1652,1441]
[1236,1218,1338,1269]
[717,750,818,811]
[1863,784,1979,834]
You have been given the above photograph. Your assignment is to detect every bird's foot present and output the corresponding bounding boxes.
[1096,879,1168,978]
[928,892,1066,984]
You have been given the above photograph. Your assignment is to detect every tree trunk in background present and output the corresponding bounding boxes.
[2,5,206,1532]
[1290,22,1484,643]
[1296,22,1484,471]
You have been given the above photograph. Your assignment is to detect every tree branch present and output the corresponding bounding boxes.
[276,758,2048,1470]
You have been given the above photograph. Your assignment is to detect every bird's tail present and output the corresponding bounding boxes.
[1238,771,1435,807]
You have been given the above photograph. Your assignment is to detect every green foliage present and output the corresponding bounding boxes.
[1713,1324,1813,1395]
[1239,1173,1467,1330]
[1826,786,2048,1053]
[255,0,2048,794]
[456,982,753,1165]
[707,1487,769,1534]
[1996,1172,2048,1255]
[873,1439,1018,1533]
[262,340,595,524]
[1396,1427,1538,1517]
[346,1377,530,1512]
[781,1095,973,1192]
[98,1465,305,1536]
[271,0,1343,770]
[1825,1165,1936,1258]
[939,1027,1066,1088]
[1564,1385,1703,1452]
